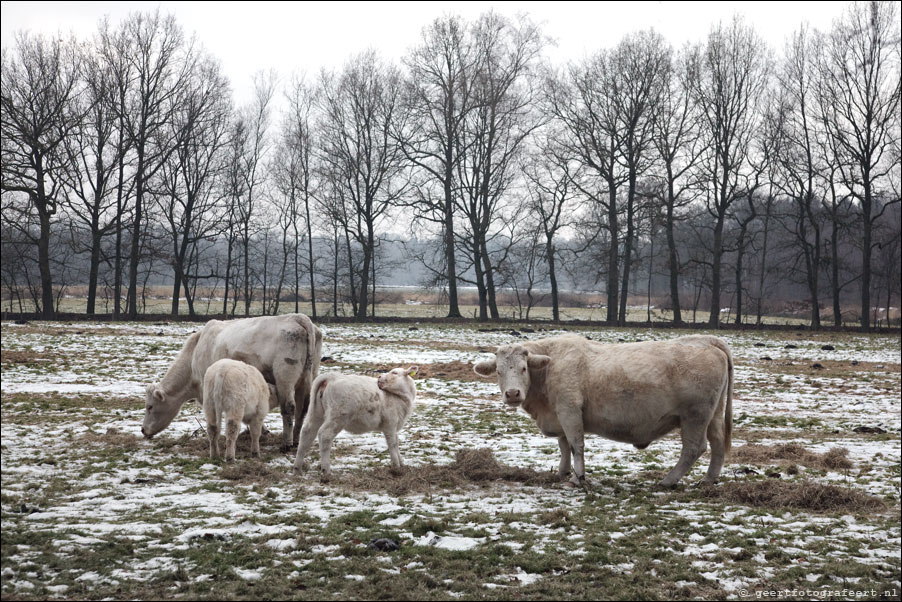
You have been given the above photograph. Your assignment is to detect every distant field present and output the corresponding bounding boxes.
[5,285,854,327]
[1,321,899,600]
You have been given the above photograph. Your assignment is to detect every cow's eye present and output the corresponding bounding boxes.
[521,367,527,373]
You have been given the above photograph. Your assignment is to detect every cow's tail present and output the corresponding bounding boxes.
[292,313,318,385]
[309,373,331,417]
[711,338,734,454]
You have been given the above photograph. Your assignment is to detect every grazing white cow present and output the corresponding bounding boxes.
[474,335,733,487]
[293,367,418,479]
[203,359,279,461]
[142,313,321,450]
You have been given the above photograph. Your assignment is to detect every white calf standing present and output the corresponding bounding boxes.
[203,358,278,461]
[293,367,418,479]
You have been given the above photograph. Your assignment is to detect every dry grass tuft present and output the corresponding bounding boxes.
[341,448,559,496]
[78,427,141,450]
[731,443,853,471]
[700,479,886,513]
[219,459,279,485]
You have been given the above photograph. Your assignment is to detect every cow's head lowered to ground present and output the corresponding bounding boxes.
[473,344,550,406]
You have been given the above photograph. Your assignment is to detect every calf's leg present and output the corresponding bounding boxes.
[293,403,324,473]
[225,417,240,462]
[316,419,343,480]
[383,429,403,471]
[204,401,220,459]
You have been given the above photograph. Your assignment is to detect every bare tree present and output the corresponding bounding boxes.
[318,51,409,320]
[690,17,771,328]
[547,54,625,324]
[610,30,671,323]
[1,32,82,318]
[819,1,900,330]
[401,16,483,318]
[280,75,319,316]
[60,40,126,315]
[236,71,276,316]
[113,10,196,318]
[522,129,581,321]
[156,54,231,316]
[772,27,828,328]
[652,46,703,325]
[455,12,545,320]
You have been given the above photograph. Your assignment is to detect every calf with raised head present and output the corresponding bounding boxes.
[203,358,279,461]
[293,367,418,479]
[474,335,733,487]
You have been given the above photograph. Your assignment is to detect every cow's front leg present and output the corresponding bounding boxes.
[556,406,587,487]
[557,436,572,480]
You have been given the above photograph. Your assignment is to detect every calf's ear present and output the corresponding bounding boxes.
[527,353,551,370]
[407,366,419,377]
[153,388,165,402]
[473,359,497,377]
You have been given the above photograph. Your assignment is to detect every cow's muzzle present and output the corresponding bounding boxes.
[504,389,522,406]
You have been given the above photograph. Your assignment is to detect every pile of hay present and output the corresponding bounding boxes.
[345,448,558,496]
[700,479,886,513]
[731,443,853,470]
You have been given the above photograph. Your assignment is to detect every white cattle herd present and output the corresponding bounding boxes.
[142,313,735,487]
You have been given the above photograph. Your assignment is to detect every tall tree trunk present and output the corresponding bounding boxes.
[665,175,682,325]
[860,177,872,331]
[305,200,316,318]
[756,200,771,326]
[734,226,746,326]
[547,239,559,321]
[87,228,101,316]
[480,241,500,320]
[606,185,619,325]
[127,150,145,319]
[619,174,637,324]
[708,215,724,328]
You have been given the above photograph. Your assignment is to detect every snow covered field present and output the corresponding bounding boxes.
[1,320,900,600]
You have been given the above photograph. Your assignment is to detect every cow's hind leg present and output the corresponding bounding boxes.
[274,375,297,451]
[557,436,572,481]
[660,418,708,487]
[292,381,311,449]
[703,384,729,484]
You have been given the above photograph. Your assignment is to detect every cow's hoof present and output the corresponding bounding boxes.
[657,479,678,489]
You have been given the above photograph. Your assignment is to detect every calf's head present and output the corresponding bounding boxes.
[141,384,183,439]
[473,344,550,406]
[377,366,418,399]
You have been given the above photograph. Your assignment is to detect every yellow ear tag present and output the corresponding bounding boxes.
[408,370,417,378]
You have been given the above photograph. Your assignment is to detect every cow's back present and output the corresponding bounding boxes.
[534,336,729,445]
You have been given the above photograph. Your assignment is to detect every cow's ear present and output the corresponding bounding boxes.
[527,354,551,370]
[153,388,165,402]
[473,359,497,377]
[407,366,419,377]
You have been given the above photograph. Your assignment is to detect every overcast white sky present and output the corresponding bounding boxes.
[2,1,851,105]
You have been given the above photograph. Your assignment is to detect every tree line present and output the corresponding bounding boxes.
[2,3,899,329]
